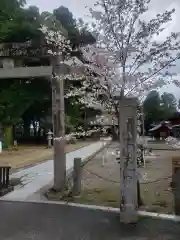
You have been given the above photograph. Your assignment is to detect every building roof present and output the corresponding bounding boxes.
[172,124,180,128]
[149,121,172,132]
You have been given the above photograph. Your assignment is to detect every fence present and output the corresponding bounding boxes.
[0,165,13,196]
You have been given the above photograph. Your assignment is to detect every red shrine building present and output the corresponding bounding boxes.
[148,112,180,139]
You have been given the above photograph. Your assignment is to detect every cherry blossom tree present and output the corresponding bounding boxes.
[72,1,180,117]
[41,1,180,125]
[81,0,180,222]
[40,19,107,191]
[88,0,180,95]
[40,1,180,212]
[76,0,180,142]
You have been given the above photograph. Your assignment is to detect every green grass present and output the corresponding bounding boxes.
[46,186,120,208]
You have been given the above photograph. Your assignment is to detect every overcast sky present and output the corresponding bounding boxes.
[26,0,180,99]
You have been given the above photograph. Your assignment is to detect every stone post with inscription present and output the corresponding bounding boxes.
[119,97,138,223]
[171,157,180,215]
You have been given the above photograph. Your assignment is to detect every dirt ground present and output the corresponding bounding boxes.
[48,142,180,214]
[0,141,90,169]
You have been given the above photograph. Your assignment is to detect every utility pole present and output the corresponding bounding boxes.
[52,54,66,191]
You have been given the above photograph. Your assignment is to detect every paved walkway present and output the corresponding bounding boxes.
[1,141,107,201]
[0,200,179,240]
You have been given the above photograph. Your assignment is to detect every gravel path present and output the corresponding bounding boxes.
[73,142,177,214]
[2,141,106,201]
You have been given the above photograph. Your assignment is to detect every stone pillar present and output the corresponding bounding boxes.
[52,55,66,191]
[172,157,180,215]
[137,106,144,167]
[51,54,88,192]
[72,158,82,196]
[119,97,138,223]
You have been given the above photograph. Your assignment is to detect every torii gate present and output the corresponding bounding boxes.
[0,42,140,223]
[0,41,91,192]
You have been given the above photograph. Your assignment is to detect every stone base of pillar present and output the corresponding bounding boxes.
[120,211,138,224]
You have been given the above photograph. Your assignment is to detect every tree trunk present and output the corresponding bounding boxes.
[0,124,3,141]
[137,180,143,207]
[32,120,37,137]
[38,127,41,137]
[23,118,31,138]
[4,126,13,147]
[117,114,120,138]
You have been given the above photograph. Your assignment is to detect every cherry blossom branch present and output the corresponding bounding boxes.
[102,0,124,61]
[126,54,180,96]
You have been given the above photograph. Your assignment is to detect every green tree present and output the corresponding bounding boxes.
[0,0,25,40]
[0,78,51,145]
[178,99,180,110]
[143,90,161,130]
[0,1,42,43]
[143,91,177,131]
[0,2,98,145]
[0,2,46,145]
[53,6,96,48]
[160,92,177,119]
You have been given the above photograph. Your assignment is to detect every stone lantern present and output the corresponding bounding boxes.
[47,130,53,148]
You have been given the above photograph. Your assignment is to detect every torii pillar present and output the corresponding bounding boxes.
[51,54,88,192]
